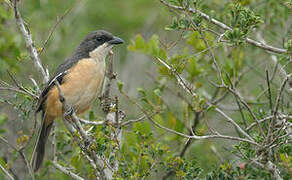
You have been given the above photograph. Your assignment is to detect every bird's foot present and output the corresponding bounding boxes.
[64,106,74,118]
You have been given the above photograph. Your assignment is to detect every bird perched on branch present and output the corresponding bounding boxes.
[31,30,124,171]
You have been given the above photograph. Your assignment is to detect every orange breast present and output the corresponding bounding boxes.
[45,58,105,117]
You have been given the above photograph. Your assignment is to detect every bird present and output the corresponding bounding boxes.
[31,30,124,172]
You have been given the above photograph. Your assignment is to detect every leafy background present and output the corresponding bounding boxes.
[0,0,292,179]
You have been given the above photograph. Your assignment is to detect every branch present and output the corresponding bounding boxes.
[267,75,291,143]
[53,162,85,180]
[18,150,35,180]
[122,115,147,126]
[212,105,254,141]
[54,80,92,149]
[0,137,35,180]
[12,0,49,83]
[155,57,197,97]
[155,57,255,142]
[185,12,225,85]
[265,161,283,180]
[53,52,124,179]
[0,163,14,180]
[159,0,288,54]
[39,1,78,55]
[79,119,105,126]
[99,52,123,179]
[120,90,260,146]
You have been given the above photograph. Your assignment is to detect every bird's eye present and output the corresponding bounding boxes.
[96,37,103,42]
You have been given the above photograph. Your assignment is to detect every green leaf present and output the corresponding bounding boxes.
[207,105,216,112]
[117,81,124,91]
[133,122,151,135]
[0,128,6,135]
[89,111,95,121]
[137,87,146,96]
[153,88,161,97]
[0,114,8,126]
[186,56,203,77]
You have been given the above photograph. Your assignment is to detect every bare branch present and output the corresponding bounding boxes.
[12,0,49,83]
[265,161,283,180]
[0,163,14,180]
[79,119,105,126]
[0,137,35,180]
[212,105,254,141]
[267,74,291,143]
[156,57,197,97]
[225,86,266,138]
[120,89,260,146]
[122,115,147,126]
[155,57,255,143]
[53,162,85,180]
[19,150,35,180]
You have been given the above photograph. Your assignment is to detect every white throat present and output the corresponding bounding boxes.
[89,42,113,62]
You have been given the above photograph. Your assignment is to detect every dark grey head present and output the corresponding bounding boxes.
[74,30,124,58]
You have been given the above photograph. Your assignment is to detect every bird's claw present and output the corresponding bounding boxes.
[64,106,74,117]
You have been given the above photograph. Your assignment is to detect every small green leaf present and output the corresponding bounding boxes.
[0,114,8,126]
[0,128,6,135]
[153,89,161,97]
[207,105,216,112]
[137,87,146,96]
[117,81,124,91]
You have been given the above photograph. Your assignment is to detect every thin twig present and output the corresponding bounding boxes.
[19,150,35,180]
[53,162,85,180]
[121,115,147,126]
[267,75,291,143]
[185,11,225,85]
[0,137,35,180]
[79,119,105,126]
[155,57,255,143]
[155,57,197,97]
[266,70,273,113]
[39,1,78,54]
[225,86,266,138]
[120,90,260,146]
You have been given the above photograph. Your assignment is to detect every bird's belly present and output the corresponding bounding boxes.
[45,58,105,117]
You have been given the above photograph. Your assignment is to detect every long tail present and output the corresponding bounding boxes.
[31,113,54,172]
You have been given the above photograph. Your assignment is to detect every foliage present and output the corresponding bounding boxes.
[1,0,292,179]
[0,1,21,74]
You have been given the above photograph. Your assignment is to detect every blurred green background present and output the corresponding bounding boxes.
[1,0,291,179]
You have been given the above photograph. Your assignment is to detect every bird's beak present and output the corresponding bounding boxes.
[108,36,124,45]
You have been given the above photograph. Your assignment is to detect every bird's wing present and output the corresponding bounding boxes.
[36,56,81,112]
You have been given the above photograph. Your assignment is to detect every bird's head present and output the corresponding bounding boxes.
[75,30,124,58]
